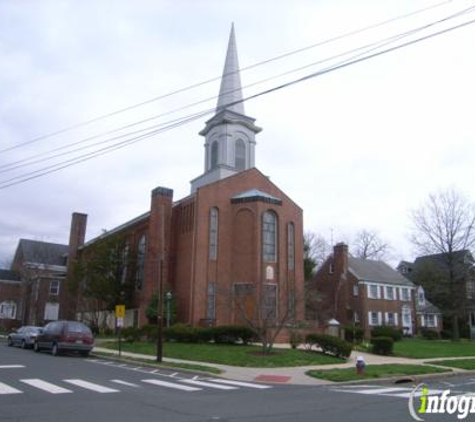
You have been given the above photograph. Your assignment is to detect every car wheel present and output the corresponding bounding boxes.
[21,340,26,349]
[51,343,59,356]
[33,341,41,353]
[7,337,13,347]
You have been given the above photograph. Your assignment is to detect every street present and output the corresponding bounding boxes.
[1,341,474,422]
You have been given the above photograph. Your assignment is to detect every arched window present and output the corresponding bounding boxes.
[209,207,219,260]
[120,242,129,285]
[136,235,146,291]
[287,222,295,270]
[235,139,245,170]
[262,211,277,262]
[210,141,218,170]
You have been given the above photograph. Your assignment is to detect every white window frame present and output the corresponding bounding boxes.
[400,287,411,301]
[49,280,60,296]
[0,301,16,319]
[367,284,380,299]
[424,314,437,328]
[385,312,398,326]
[353,283,359,297]
[369,311,382,326]
[384,286,395,300]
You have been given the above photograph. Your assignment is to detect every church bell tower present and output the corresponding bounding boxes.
[190,24,262,193]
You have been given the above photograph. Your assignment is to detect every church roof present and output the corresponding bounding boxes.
[216,23,244,114]
[231,188,282,205]
[16,239,68,266]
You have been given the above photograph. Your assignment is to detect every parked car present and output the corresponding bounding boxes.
[7,326,43,349]
[33,320,94,357]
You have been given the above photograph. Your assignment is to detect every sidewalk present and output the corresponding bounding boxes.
[93,346,458,386]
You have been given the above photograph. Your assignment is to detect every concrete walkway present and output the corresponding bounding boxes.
[93,346,472,386]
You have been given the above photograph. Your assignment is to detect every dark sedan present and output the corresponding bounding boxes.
[7,326,43,349]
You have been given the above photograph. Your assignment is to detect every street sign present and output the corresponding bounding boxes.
[115,305,125,318]
[117,317,124,328]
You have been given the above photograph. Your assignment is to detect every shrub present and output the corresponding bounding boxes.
[342,324,364,343]
[305,333,353,358]
[289,330,303,349]
[140,324,158,342]
[371,336,394,355]
[164,323,200,343]
[440,329,452,340]
[420,329,440,340]
[371,326,403,342]
[121,327,141,343]
[212,325,255,344]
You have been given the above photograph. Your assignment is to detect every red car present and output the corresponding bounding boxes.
[34,320,94,357]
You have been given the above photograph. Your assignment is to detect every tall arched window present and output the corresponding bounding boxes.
[210,141,218,170]
[136,235,146,291]
[209,207,219,260]
[287,223,295,270]
[235,139,245,170]
[262,211,277,262]
[120,242,129,285]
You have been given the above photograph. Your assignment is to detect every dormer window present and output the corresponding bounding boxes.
[418,286,426,306]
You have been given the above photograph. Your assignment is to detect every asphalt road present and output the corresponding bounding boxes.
[1,340,474,422]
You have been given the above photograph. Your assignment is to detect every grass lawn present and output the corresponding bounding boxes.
[393,338,475,359]
[426,359,475,370]
[306,364,451,382]
[102,341,344,367]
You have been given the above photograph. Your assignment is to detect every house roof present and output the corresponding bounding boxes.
[416,298,441,314]
[348,257,415,286]
[17,239,68,266]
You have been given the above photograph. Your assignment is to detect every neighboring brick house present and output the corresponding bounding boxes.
[0,269,22,331]
[313,243,418,338]
[66,25,305,337]
[0,239,69,328]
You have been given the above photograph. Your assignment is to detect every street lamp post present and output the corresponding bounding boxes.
[166,291,172,328]
[156,256,164,362]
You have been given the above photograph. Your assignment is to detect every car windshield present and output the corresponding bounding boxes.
[67,322,92,334]
[30,327,42,333]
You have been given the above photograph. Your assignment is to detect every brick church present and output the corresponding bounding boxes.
[65,25,305,332]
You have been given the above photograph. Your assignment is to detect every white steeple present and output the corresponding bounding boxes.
[216,23,245,115]
[190,24,262,193]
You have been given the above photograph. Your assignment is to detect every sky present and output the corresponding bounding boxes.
[1,0,474,267]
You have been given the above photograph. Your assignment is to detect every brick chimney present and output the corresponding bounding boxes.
[333,242,349,275]
[65,212,88,319]
[140,187,173,324]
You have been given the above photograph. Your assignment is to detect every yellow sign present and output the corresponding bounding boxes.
[115,305,125,318]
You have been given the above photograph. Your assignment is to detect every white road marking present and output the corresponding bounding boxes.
[111,379,140,388]
[342,387,411,395]
[0,381,22,395]
[391,389,445,398]
[20,379,72,394]
[180,379,237,390]
[142,379,201,392]
[63,379,119,393]
[0,365,25,369]
[208,379,272,389]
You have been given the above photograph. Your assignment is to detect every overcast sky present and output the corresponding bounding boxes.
[1,0,474,266]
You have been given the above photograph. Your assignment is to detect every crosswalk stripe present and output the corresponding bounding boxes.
[20,379,72,394]
[350,387,411,395]
[208,379,272,389]
[0,365,25,369]
[390,389,444,398]
[180,379,237,390]
[0,381,22,394]
[63,379,119,393]
[111,379,140,388]
[142,379,201,392]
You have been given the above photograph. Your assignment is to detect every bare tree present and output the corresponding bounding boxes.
[304,231,330,280]
[351,229,390,260]
[410,188,475,340]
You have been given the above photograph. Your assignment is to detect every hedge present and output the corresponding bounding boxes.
[342,324,364,343]
[371,326,403,342]
[420,328,440,340]
[305,333,353,358]
[371,336,394,355]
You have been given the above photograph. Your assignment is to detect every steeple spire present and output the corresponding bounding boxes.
[216,23,244,115]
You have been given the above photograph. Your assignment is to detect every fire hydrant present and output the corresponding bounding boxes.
[356,356,366,375]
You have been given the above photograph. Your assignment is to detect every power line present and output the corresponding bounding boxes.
[0,0,456,154]
[2,2,474,175]
[2,13,474,190]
